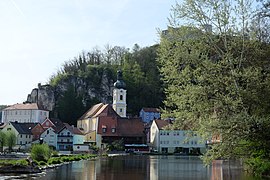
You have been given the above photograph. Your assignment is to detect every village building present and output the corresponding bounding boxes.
[1,103,49,124]
[1,122,37,149]
[139,108,160,123]
[150,119,206,154]
[57,123,84,151]
[77,70,146,150]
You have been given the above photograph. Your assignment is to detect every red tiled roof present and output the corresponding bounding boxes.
[97,117,118,136]
[117,118,145,137]
[97,116,145,137]
[60,123,83,135]
[154,119,170,130]
[142,107,160,113]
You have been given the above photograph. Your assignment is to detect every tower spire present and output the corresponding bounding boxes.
[113,70,127,117]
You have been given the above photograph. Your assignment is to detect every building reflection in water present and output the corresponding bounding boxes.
[41,155,252,180]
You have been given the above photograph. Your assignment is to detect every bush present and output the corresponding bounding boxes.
[38,161,47,166]
[47,157,63,165]
[246,157,270,176]
[31,144,51,162]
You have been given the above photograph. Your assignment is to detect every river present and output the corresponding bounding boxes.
[0,155,259,180]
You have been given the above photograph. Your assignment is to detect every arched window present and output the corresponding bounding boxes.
[120,95,123,100]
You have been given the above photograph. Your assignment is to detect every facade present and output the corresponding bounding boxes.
[1,103,49,123]
[150,119,206,154]
[57,123,84,151]
[112,70,127,118]
[2,122,37,149]
[40,127,58,148]
[139,108,161,123]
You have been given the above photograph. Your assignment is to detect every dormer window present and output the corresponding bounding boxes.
[120,95,123,100]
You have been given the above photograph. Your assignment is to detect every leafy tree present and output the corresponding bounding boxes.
[0,131,6,152]
[158,0,270,173]
[6,131,16,152]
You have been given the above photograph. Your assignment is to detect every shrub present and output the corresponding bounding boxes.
[38,161,47,166]
[31,144,51,162]
[48,157,63,165]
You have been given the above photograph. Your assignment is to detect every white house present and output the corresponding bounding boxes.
[1,103,49,124]
[57,123,84,151]
[150,119,206,154]
[40,127,58,149]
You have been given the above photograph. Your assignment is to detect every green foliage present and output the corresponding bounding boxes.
[47,157,63,165]
[0,131,6,152]
[49,44,164,120]
[0,159,29,166]
[31,144,51,162]
[158,0,270,176]
[107,139,124,151]
[6,131,16,152]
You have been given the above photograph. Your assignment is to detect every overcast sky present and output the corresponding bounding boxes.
[0,0,176,105]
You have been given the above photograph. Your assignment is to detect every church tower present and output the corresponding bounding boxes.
[113,70,127,117]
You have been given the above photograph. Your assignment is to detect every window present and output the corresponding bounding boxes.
[7,128,11,131]
[120,108,122,112]
[20,135,22,138]
[112,128,116,133]
[120,95,123,100]
[167,132,169,135]
[67,132,70,136]
[26,135,28,138]
[102,125,107,133]
[47,130,49,134]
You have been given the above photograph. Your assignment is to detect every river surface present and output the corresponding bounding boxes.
[0,155,260,180]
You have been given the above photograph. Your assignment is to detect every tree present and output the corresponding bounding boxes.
[6,131,16,152]
[158,0,270,172]
[0,131,6,152]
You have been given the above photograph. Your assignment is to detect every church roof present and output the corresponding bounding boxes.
[78,103,105,120]
[113,70,126,89]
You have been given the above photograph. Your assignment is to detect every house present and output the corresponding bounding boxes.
[31,123,44,141]
[77,70,146,150]
[1,103,49,124]
[1,122,37,149]
[57,123,84,151]
[150,119,206,154]
[139,108,160,123]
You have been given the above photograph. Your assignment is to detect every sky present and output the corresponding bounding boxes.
[0,0,177,105]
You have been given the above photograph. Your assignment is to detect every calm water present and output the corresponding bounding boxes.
[0,156,259,180]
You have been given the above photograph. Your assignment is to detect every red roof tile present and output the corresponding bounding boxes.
[154,119,170,130]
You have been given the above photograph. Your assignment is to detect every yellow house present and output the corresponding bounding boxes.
[77,103,108,143]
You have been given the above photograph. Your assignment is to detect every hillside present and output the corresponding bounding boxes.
[27,44,164,125]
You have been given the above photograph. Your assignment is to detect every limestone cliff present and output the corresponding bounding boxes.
[26,68,115,122]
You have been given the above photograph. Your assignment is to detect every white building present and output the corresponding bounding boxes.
[1,103,49,123]
[150,119,206,154]
[112,70,127,117]
[40,127,58,148]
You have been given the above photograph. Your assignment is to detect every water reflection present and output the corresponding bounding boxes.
[1,156,258,180]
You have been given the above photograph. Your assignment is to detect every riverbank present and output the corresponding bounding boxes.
[0,153,97,174]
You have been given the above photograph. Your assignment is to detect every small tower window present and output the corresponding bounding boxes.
[120,95,123,100]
